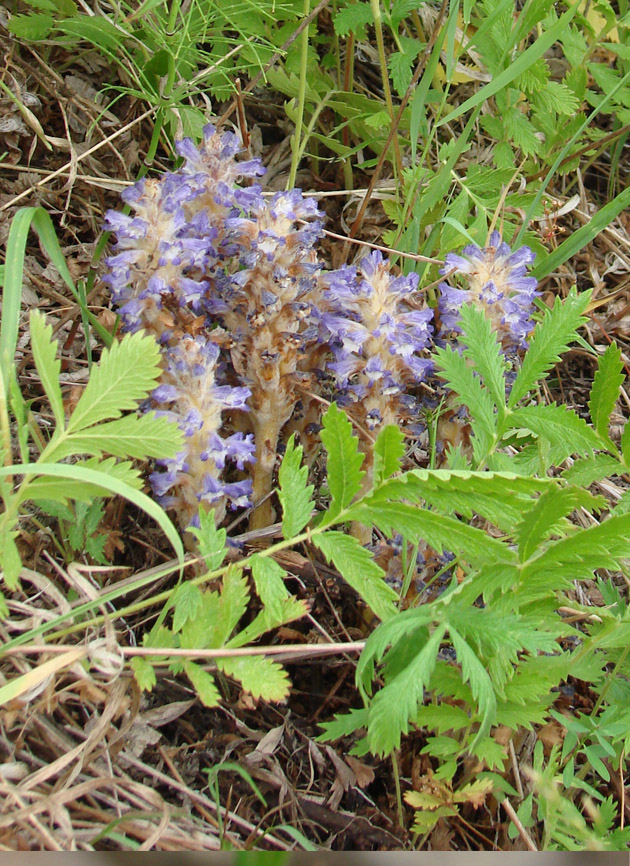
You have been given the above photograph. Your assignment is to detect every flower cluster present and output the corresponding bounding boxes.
[103,125,264,529]
[438,230,539,349]
[206,189,324,528]
[103,122,539,538]
[148,337,255,529]
[319,251,433,433]
[103,124,264,342]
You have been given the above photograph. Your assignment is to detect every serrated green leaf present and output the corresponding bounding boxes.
[414,703,473,733]
[7,12,53,39]
[317,707,370,742]
[218,655,290,702]
[589,343,624,446]
[188,508,227,572]
[434,343,496,454]
[29,310,64,428]
[388,49,416,97]
[216,567,250,645]
[314,531,398,621]
[250,554,292,621]
[375,468,550,533]
[66,331,162,433]
[85,533,108,564]
[611,489,630,516]
[506,403,601,458]
[184,660,221,707]
[319,403,365,522]
[523,512,630,580]
[171,582,203,633]
[333,1,373,36]
[449,626,496,746]
[229,596,308,647]
[504,107,540,156]
[458,304,506,409]
[365,624,447,755]
[508,288,590,407]
[515,485,598,561]
[131,656,157,692]
[51,413,183,462]
[372,424,405,487]
[534,80,580,115]
[563,453,622,486]
[37,499,75,521]
[350,501,513,566]
[277,434,314,538]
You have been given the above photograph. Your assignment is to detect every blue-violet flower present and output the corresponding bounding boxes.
[438,230,539,348]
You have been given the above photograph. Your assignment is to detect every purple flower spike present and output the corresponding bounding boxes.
[147,335,255,528]
[439,233,539,348]
[319,250,434,431]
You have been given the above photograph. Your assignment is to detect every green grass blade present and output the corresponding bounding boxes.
[1,207,39,390]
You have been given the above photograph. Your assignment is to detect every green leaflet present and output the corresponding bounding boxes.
[66,330,163,433]
[314,531,398,621]
[218,655,290,702]
[318,402,365,522]
[349,501,514,566]
[277,434,314,538]
[434,342,497,455]
[250,555,294,622]
[458,304,507,410]
[508,288,591,408]
[563,454,623,486]
[449,626,496,747]
[316,707,370,742]
[370,469,551,533]
[522,512,630,581]
[187,508,228,573]
[29,310,64,429]
[171,582,203,633]
[49,414,183,462]
[365,624,447,755]
[515,485,604,562]
[372,424,405,487]
[588,342,624,448]
[184,661,221,708]
[621,421,630,467]
[506,404,602,458]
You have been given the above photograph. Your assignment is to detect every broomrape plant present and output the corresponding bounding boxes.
[3,122,630,847]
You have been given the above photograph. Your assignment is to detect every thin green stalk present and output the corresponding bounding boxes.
[342,31,356,190]
[287,0,311,190]
[391,751,404,828]
[369,0,403,179]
